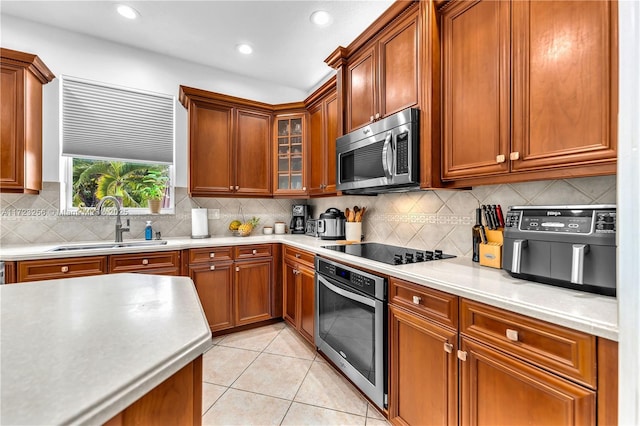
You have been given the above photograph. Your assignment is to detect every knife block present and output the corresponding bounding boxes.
[479,228,503,268]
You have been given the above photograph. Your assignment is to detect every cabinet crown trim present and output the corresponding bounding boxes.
[1,48,55,84]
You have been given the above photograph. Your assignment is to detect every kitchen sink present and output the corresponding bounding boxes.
[48,240,168,252]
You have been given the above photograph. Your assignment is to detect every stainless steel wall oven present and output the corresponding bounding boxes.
[315,256,387,409]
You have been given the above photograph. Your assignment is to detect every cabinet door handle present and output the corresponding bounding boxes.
[444,342,453,353]
[496,154,506,163]
[142,259,149,265]
[506,329,519,342]
[210,265,215,271]
[302,186,306,191]
[229,186,234,190]
[457,350,467,361]
[252,249,257,255]
[370,115,375,123]
[235,185,240,190]
[209,252,215,258]
[61,266,69,273]
[510,151,520,161]
[235,266,240,272]
[375,112,381,120]
[412,295,421,305]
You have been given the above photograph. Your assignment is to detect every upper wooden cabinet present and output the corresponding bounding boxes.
[441,0,617,185]
[179,86,272,197]
[343,4,420,132]
[273,111,307,196]
[305,77,338,196]
[0,48,55,194]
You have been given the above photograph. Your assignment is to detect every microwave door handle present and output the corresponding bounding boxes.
[382,132,393,179]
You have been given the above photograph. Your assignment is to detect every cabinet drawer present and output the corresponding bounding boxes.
[18,256,107,282]
[109,251,180,274]
[283,246,315,268]
[234,244,272,260]
[389,278,458,329]
[460,298,596,388]
[189,247,233,264]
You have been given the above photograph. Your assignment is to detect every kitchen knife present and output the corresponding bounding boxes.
[496,205,505,228]
[482,205,494,230]
[490,205,499,229]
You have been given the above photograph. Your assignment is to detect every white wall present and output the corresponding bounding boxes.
[617,1,640,424]
[0,15,308,187]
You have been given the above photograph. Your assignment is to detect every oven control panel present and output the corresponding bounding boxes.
[316,257,386,301]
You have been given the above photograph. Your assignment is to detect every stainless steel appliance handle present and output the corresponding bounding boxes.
[511,239,528,273]
[0,261,4,285]
[571,244,590,284]
[317,274,376,308]
[317,219,325,233]
[381,132,393,179]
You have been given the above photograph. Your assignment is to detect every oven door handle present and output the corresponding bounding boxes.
[317,274,376,308]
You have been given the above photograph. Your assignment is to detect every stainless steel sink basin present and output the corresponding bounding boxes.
[48,240,168,252]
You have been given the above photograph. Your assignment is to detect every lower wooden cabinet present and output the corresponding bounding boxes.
[282,247,315,345]
[105,355,202,426]
[388,304,458,426]
[17,256,107,282]
[188,245,275,333]
[108,251,181,275]
[459,337,596,425]
[189,261,235,332]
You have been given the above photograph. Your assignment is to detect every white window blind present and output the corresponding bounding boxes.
[62,77,174,164]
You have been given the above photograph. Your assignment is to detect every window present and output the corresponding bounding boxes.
[60,76,175,214]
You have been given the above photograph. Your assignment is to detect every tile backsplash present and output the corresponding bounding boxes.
[0,175,616,258]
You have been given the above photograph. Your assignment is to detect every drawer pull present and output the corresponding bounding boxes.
[61,266,69,273]
[142,259,149,265]
[506,329,519,342]
[412,295,421,305]
[210,265,215,271]
[444,342,453,353]
[457,350,467,361]
[295,253,301,258]
[209,253,215,258]
[252,249,257,255]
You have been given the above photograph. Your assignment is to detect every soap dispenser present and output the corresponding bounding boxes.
[145,221,153,240]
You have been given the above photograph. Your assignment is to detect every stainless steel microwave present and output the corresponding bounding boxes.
[336,108,420,194]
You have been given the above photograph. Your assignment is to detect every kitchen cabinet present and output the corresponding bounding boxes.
[105,356,202,426]
[179,86,272,197]
[441,0,617,185]
[273,112,307,196]
[344,5,420,132]
[305,77,338,196]
[17,256,107,282]
[108,251,181,275]
[282,246,315,344]
[388,278,458,426]
[458,298,604,426]
[0,48,55,194]
[187,244,275,333]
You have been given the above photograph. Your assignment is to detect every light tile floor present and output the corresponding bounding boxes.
[202,322,391,426]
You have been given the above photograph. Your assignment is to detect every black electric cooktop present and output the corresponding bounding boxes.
[322,242,456,266]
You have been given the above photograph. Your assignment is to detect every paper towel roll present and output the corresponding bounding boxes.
[191,208,210,238]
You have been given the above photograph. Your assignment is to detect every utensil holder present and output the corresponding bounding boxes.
[479,228,503,268]
[345,222,362,242]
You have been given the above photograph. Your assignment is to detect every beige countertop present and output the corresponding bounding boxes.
[0,273,212,425]
[0,234,618,341]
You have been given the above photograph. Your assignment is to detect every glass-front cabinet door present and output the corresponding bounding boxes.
[274,113,307,196]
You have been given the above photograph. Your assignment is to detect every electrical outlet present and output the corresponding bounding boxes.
[209,209,220,219]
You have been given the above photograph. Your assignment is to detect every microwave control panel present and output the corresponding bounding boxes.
[505,207,616,234]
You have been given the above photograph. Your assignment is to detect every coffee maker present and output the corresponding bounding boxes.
[290,204,311,234]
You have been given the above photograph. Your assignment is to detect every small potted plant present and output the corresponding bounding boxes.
[140,170,168,214]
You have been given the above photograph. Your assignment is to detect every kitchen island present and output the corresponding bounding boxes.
[0,273,212,425]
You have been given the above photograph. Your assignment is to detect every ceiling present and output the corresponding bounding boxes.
[0,0,395,94]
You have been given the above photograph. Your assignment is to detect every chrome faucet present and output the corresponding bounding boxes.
[95,196,130,243]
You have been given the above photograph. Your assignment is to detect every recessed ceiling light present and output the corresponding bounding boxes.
[237,44,253,55]
[310,10,332,27]
[117,4,139,20]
